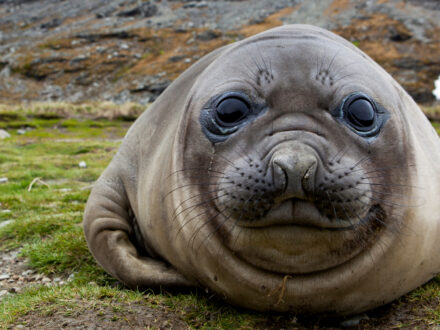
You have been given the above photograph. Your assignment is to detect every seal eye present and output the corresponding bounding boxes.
[346,98,375,129]
[216,97,250,125]
[333,92,388,138]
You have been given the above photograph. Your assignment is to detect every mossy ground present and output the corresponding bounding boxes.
[0,105,439,328]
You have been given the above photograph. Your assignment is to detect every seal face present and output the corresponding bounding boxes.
[84,25,440,315]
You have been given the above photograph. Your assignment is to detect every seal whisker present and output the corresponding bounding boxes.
[361,193,423,208]
[358,182,423,190]
[165,167,228,180]
[162,181,232,201]
[175,200,227,240]
[330,145,349,164]
[171,189,226,222]
[326,47,343,76]
[196,209,235,252]
[361,164,417,175]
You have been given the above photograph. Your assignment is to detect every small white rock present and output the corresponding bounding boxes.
[0,220,14,228]
[42,276,51,283]
[67,273,75,282]
[0,177,8,184]
[79,161,87,168]
[1,209,11,213]
[16,129,26,135]
[0,290,8,297]
[0,129,10,139]
[0,274,10,280]
[59,188,72,192]
[184,58,192,63]
[120,43,129,50]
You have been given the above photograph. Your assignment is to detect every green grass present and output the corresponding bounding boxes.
[0,107,439,328]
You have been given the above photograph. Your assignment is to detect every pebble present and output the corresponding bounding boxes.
[16,129,26,135]
[0,220,15,229]
[0,274,10,280]
[21,270,35,276]
[59,188,72,192]
[1,210,11,213]
[0,290,8,297]
[0,129,11,139]
[79,161,87,168]
[340,314,369,327]
[0,177,8,184]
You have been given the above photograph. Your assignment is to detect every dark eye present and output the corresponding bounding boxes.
[216,97,250,125]
[345,97,376,131]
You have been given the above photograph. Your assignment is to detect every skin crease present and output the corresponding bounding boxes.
[83,25,440,315]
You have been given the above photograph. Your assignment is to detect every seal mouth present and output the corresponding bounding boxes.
[236,199,381,231]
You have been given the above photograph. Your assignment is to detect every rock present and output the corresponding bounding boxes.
[1,210,11,213]
[0,220,14,228]
[21,270,35,276]
[196,30,221,41]
[40,18,61,30]
[0,274,10,280]
[78,161,87,168]
[340,314,369,327]
[16,129,26,135]
[168,55,185,63]
[70,54,89,64]
[0,129,10,139]
[117,3,158,17]
[0,177,8,184]
[42,276,51,283]
[0,290,8,297]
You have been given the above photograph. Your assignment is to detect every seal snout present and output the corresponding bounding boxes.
[271,143,318,202]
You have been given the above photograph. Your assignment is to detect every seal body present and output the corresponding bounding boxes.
[83,25,440,315]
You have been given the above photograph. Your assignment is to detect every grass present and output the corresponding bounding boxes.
[0,104,440,328]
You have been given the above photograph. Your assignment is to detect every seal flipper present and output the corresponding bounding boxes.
[83,169,195,290]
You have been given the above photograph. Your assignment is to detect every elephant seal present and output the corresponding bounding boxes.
[83,24,440,315]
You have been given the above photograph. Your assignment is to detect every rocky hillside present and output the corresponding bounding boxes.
[0,0,439,105]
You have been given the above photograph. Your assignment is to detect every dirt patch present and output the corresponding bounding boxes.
[0,250,72,301]
[14,299,187,329]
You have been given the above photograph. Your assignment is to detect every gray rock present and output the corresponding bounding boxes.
[340,314,369,327]
[196,30,221,41]
[0,220,14,228]
[0,129,10,139]
[0,274,10,280]
[0,177,8,184]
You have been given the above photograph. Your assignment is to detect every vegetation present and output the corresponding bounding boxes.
[0,103,439,328]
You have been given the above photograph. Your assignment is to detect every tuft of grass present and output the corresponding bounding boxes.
[0,101,147,121]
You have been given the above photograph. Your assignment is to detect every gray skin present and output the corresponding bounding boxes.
[83,24,440,315]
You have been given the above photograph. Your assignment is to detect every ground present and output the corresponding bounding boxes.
[0,104,440,329]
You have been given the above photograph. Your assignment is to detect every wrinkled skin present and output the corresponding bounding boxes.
[83,25,440,315]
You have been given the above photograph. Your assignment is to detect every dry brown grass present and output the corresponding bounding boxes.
[0,101,148,120]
